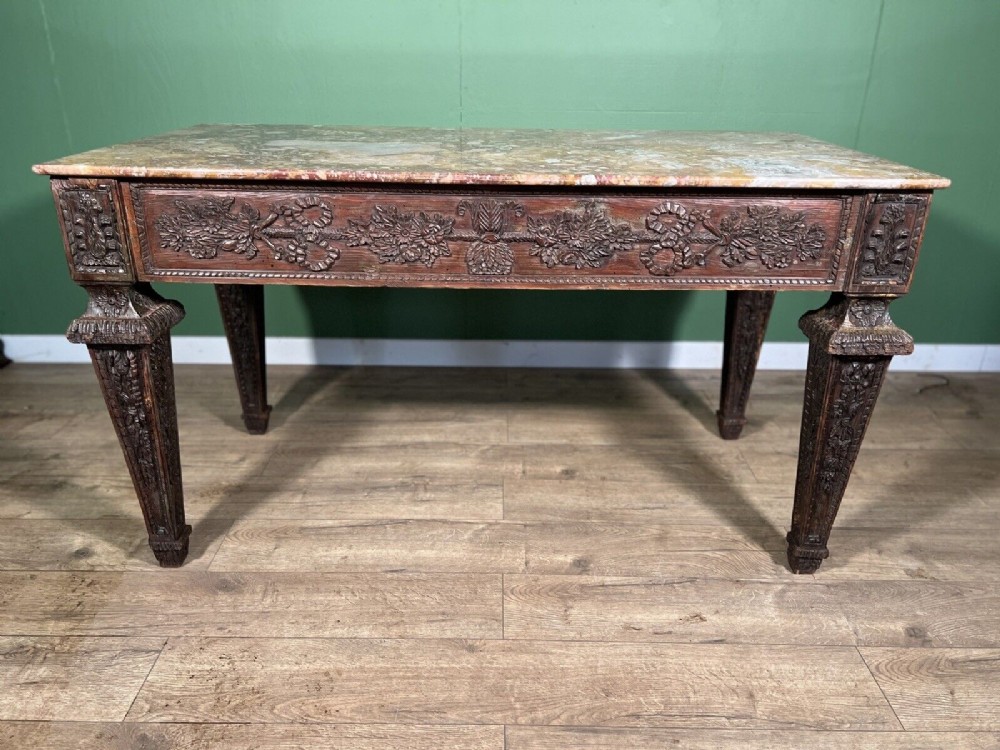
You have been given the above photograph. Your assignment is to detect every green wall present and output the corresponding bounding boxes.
[2,0,997,344]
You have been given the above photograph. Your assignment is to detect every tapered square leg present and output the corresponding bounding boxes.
[215,284,271,434]
[717,290,776,439]
[787,295,913,573]
[68,284,189,566]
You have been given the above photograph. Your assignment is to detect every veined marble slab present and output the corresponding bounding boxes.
[34,124,949,189]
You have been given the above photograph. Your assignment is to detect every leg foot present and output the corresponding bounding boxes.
[216,284,271,434]
[717,291,775,440]
[150,525,192,567]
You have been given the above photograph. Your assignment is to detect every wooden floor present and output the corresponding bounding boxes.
[1,362,999,748]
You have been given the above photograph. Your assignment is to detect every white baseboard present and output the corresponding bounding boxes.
[2,334,998,372]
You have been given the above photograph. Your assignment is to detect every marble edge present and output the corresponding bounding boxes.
[30,163,951,190]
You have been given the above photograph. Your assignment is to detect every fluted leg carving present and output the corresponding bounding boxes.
[68,284,189,566]
[215,284,271,434]
[717,290,775,439]
[787,295,912,573]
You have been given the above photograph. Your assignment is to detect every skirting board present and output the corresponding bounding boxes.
[2,335,999,372]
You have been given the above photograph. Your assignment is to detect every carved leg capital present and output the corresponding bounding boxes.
[717,290,775,439]
[788,294,909,574]
[70,284,190,567]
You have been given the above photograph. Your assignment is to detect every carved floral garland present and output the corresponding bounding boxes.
[155,195,829,277]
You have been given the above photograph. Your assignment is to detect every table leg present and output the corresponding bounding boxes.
[717,290,775,439]
[215,284,271,434]
[787,295,913,573]
[68,284,190,567]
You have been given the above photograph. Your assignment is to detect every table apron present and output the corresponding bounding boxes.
[118,184,867,291]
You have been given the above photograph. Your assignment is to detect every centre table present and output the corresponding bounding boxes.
[33,125,949,572]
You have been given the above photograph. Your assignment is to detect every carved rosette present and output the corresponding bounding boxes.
[57,184,129,276]
[344,205,455,267]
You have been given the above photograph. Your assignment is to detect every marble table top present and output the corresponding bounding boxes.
[34,124,949,190]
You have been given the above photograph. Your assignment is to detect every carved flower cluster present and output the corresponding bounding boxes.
[527,202,635,269]
[157,197,262,259]
[716,205,826,270]
[344,205,455,266]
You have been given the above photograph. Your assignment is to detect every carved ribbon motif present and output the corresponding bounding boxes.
[640,203,826,276]
[155,195,829,277]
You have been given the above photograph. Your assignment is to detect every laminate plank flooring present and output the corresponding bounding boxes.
[1,363,998,747]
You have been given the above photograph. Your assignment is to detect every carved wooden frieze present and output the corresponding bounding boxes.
[130,186,853,289]
[53,180,131,279]
[848,193,929,292]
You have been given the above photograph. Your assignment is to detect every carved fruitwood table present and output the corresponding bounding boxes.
[34,125,949,572]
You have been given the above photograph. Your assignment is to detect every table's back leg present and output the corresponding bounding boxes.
[215,284,271,434]
[717,290,776,439]
[68,284,190,567]
[787,294,912,573]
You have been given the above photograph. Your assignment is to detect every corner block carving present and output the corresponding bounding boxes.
[55,181,130,278]
[849,193,929,292]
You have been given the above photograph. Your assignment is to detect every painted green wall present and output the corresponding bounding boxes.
[2,0,997,343]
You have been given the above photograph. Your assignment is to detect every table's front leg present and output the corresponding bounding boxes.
[787,294,913,573]
[68,284,190,566]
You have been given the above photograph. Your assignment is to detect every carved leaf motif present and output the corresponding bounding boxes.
[466,241,514,275]
[818,361,882,501]
[527,201,636,269]
[157,198,263,260]
[345,205,454,267]
[861,202,912,279]
[717,207,826,270]
[60,188,126,273]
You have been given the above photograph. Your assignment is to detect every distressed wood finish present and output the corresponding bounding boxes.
[215,284,271,433]
[35,127,949,573]
[717,290,775,439]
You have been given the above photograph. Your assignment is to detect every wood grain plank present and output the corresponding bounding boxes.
[504,576,853,645]
[127,637,899,729]
[505,577,1000,648]
[0,722,504,749]
[0,572,501,639]
[834,581,1000,648]
[816,527,1000,582]
[0,520,228,571]
[743,446,1000,492]
[523,521,790,580]
[506,726,1000,749]
[861,648,1000,731]
[503,478,993,529]
[209,520,528,573]
[0,475,503,522]
[520,444,756,484]
[0,636,163,721]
